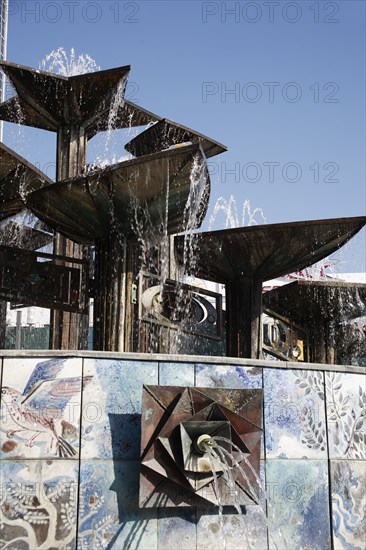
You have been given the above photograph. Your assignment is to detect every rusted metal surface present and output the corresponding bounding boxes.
[0,301,5,348]
[125,118,227,159]
[140,385,263,508]
[26,144,210,243]
[0,59,160,138]
[0,221,52,251]
[0,245,89,313]
[175,217,366,283]
[0,59,227,352]
[262,309,309,362]
[264,280,366,322]
[263,280,366,364]
[0,96,162,137]
[86,99,162,138]
[93,236,127,351]
[0,142,51,221]
[226,276,263,359]
[138,272,223,341]
[0,61,131,130]
[175,217,366,359]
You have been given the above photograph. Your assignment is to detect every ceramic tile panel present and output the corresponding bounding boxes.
[331,460,366,550]
[264,368,327,459]
[78,459,157,550]
[0,459,79,549]
[266,459,331,550]
[157,508,196,550]
[325,372,366,459]
[81,359,158,459]
[196,511,268,550]
[196,463,268,550]
[195,462,268,550]
[195,363,262,389]
[0,357,82,459]
[159,361,195,386]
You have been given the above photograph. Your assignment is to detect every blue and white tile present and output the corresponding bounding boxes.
[0,459,78,549]
[331,460,366,550]
[159,361,195,386]
[325,372,365,459]
[196,511,268,550]
[266,459,331,550]
[264,368,327,458]
[157,508,196,550]
[81,359,158,459]
[195,363,262,389]
[196,463,268,550]
[1,357,82,459]
[78,459,157,550]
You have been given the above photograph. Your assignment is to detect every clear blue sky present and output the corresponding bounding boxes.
[4,0,366,271]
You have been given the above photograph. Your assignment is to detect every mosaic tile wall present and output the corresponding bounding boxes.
[0,355,364,549]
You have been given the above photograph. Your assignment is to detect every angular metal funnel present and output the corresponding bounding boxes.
[175,217,366,283]
[0,61,129,129]
[0,142,52,222]
[0,61,160,135]
[26,143,210,243]
[125,118,227,159]
[175,217,366,358]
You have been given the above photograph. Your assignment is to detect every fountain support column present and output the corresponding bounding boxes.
[50,125,89,350]
[226,276,263,359]
[93,235,127,351]
[0,301,6,348]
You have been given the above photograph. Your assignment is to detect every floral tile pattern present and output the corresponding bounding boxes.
[325,372,365,459]
[81,359,158,459]
[264,368,327,459]
[195,363,262,389]
[78,459,157,550]
[266,459,331,550]
[0,357,83,459]
[0,459,79,549]
[159,361,195,386]
[331,460,366,550]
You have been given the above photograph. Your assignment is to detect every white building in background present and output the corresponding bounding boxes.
[0,0,8,140]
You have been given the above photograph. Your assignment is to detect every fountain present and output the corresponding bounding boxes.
[0,59,364,356]
[0,56,365,549]
[263,279,366,365]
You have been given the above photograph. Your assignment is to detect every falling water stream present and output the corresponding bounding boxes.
[213,436,288,550]
[196,433,288,550]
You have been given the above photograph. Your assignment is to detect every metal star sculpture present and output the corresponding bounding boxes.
[140,385,263,508]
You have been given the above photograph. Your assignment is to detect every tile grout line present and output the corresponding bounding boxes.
[74,356,85,549]
[262,369,270,550]
[324,371,335,550]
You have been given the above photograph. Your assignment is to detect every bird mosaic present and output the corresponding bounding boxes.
[0,358,92,457]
